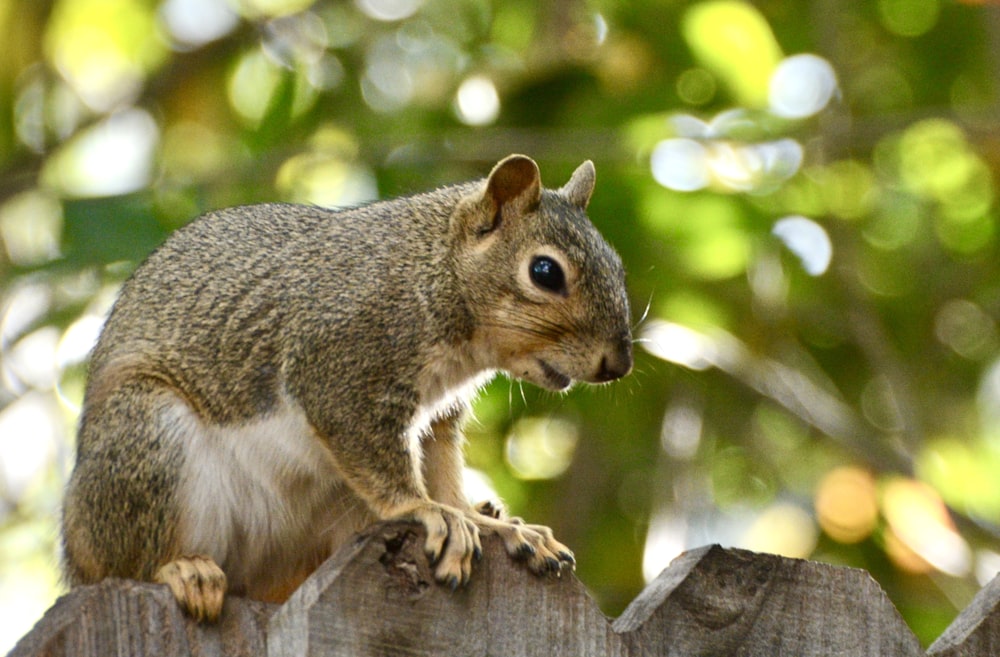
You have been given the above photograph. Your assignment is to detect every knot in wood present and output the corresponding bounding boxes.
[378,525,432,599]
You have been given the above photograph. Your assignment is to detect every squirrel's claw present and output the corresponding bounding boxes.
[154,555,227,623]
[400,501,480,587]
[474,515,576,576]
[474,499,505,520]
[473,500,570,575]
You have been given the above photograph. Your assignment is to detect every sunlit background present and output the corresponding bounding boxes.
[3,0,1000,650]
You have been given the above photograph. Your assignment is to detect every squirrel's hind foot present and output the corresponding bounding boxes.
[154,555,227,623]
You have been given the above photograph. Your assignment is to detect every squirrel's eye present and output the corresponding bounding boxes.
[529,256,566,294]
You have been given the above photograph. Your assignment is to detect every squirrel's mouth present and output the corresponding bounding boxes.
[537,359,572,390]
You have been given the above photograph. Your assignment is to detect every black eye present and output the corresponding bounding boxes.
[529,256,566,294]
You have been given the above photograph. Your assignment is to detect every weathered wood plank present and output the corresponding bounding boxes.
[268,521,622,657]
[928,574,1000,657]
[8,577,273,657]
[13,521,998,657]
[613,544,923,656]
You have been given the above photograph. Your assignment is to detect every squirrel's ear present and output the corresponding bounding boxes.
[485,155,542,214]
[560,160,595,210]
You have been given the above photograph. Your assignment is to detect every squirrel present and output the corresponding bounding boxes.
[60,154,633,622]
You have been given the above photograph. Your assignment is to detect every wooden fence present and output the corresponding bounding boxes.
[9,520,1000,656]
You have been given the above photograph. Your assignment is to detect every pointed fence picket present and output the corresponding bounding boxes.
[10,520,1000,656]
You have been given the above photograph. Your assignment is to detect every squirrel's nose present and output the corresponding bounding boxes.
[594,335,633,382]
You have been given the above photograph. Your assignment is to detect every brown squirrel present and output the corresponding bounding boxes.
[61,154,633,621]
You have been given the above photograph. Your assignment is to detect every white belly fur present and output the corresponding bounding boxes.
[161,346,497,596]
[164,395,371,595]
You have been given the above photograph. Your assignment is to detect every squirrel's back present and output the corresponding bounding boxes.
[88,185,474,424]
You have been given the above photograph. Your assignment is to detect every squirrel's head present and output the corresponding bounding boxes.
[451,154,633,391]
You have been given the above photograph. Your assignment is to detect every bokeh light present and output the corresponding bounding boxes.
[505,417,579,481]
[882,477,971,576]
[815,466,879,543]
[710,138,803,192]
[741,502,817,558]
[676,67,717,106]
[0,192,62,267]
[41,109,159,197]
[650,138,710,192]
[0,392,62,500]
[934,299,998,361]
[660,400,703,460]
[918,435,1000,521]
[641,320,717,371]
[355,0,424,22]
[361,35,416,112]
[878,0,940,37]
[768,54,838,119]
[682,0,782,107]
[810,159,879,221]
[979,358,1000,433]
[44,0,167,110]
[239,0,317,18]
[276,153,378,208]
[159,0,239,48]
[642,511,688,583]
[772,215,832,276]
[650,134,803,194]
[976,549,1000,587]
[229,48,318,123]
[455,75,501,126]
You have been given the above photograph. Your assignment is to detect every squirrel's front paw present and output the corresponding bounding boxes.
[154,555,227,622]
[399,501,482,589]
[479,516,576,576]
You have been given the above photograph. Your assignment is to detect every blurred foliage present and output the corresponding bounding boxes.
[3,0,1000,649]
